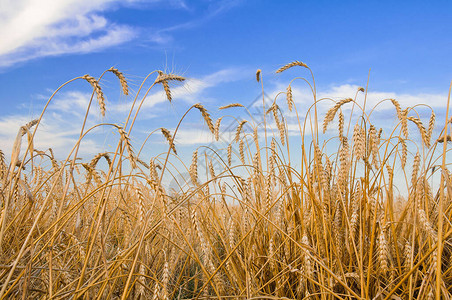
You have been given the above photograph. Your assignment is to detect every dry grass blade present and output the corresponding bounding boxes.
[276,60,308,73]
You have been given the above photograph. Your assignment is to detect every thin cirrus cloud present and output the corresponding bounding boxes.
[0,0,140,68]
[0,0,241,68]
[0,0,194,68]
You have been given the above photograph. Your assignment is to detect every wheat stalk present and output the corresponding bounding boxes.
[286,85,293,112]
[108,67,129,95]
[193,104,215,134]
[116,126,137,169]
[407,116,429,147]
[323,98,353,133]
[155,72,185,84]
[390,99,402,120]
[214,117,223,141]
[219,103,244,110]
[161,128,177,155]
[427,111,435,144]
[401,108,409,138]
[256,69,262,82]
[83,75,106,117]
[276,60,308,73]
[227,144,232,166]
[235,120,247,143]
[189,150,198,185]
[239,140,245,164]
[411,152,420,188]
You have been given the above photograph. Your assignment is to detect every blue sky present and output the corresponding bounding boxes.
[0,0,451,174]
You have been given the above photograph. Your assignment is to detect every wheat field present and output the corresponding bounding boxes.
[1,62,452,299]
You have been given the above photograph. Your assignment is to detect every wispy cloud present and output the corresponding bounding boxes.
[0,0,138,68]
[0,0,242,69]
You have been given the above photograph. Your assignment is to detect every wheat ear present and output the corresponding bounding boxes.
[323,98,353,133]
[276,60,308,73]
[193,103,215,134]
[161,128,177,155]
[116,126,137,169]
[286,85,293,111]
[407,116,429,147]
[219,103,244,110]
[256,69,262,82]
[83,75,106,117]
[235,120,248,143]
[154,72,185,84]
[108,67,128,95]
[214,117,223,141]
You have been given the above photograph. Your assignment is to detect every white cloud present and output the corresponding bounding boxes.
[0,0,141,68]
[0,0,242,68]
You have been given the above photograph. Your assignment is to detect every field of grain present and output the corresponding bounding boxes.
[1,62,452,299]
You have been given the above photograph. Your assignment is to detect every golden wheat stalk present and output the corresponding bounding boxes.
[193,103,215,134]
[276,60,308,73]
[154,72,185,84]
[189,150,198,185]
[219,103,244,110]
[214,117,223,141]
[256,69,262,82]
[286,85,293,112]
[83,75,106,117]
[235,120,247,143]
[108,67,129,95]
[407,116,429,148]
[161,128,177,155]
[323,98,353,133]
[116,126,137,169]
